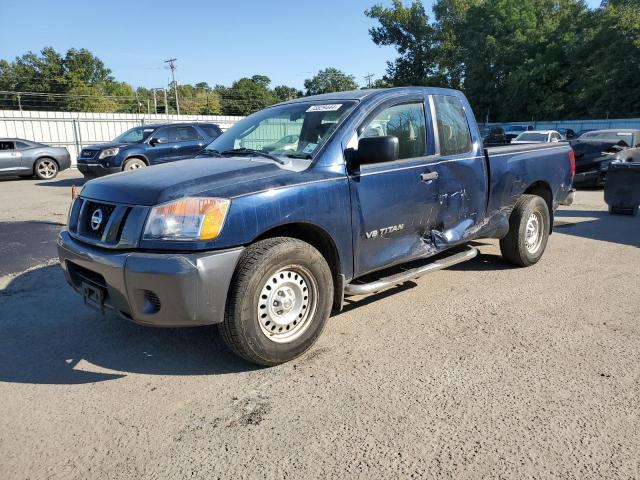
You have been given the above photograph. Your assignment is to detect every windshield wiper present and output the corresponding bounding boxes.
[285,153,312,160]
[220,148,286,165]
[197,149,223,157]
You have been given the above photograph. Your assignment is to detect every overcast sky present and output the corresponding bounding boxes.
[0,0,603,90]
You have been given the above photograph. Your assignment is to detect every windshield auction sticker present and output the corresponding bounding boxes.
[306,104,343,112]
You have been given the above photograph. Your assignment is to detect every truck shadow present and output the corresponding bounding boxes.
[35,177,90,187]
[554,209,639,247]
[0,264,259,385]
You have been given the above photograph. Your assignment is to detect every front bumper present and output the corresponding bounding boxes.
[57,230,244,327]
[76,162,121,177]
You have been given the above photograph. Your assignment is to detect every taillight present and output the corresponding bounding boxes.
[569,149,575,177]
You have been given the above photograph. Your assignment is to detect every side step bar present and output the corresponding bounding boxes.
[344,246,478,296]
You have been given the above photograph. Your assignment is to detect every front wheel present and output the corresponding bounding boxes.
[219,237,333,366]
[500,194,550,267]
[123,158,146,170]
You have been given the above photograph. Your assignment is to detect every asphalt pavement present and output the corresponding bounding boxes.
[0,170,638,479]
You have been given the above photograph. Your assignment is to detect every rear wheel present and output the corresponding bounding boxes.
[219,237,333,366]
[500,194,550,267]
[33,158,59,180]
[123,158,146,170]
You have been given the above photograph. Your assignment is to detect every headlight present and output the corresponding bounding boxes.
[98,147,120,159]
[143,197,230,241]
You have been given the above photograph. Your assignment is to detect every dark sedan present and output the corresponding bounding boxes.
[0,138,71,180]
[570,129,640,186]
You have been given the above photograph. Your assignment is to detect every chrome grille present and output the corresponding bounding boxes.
[80,149,98,159]
[70,198,136,247]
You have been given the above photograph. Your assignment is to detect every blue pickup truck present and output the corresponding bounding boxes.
[58,87,575,365]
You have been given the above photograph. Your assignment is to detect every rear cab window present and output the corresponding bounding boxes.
[432,95,472,156]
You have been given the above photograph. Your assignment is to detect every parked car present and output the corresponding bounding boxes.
[0,138,71,180]
[262,134,299,153]
[77,122,222,177]
[575,129,595,138]
[504,124,534,141]
[570,129,640,186]
[483,127,511,147]
[557,128,577,140]
[58,87,574,366]
[511,130,563,144]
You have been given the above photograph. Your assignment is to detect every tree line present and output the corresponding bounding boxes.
[2,0,637,121]
[366,0,640,121]
[0,48,359,116]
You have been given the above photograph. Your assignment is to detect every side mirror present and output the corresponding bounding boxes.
[350,136,399,167]
[149,137,165,146]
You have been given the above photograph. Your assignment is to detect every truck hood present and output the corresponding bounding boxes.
[80,157,286,205]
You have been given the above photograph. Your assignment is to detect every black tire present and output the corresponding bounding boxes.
[219,237,333,366]
[609,205,639,216]
[123,158,147,170]
[500,194,550,267]
[33,157,59,180]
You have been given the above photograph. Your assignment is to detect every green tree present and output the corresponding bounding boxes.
[303,68,359,95]
[366,1,441,86]
[217,75,276,116]
[273,85,302,102]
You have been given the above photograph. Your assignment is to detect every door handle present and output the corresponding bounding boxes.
[172,145,180,149]
[420,171,439,182]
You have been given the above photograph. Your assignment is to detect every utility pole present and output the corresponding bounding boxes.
[163,89,168,118]
[363,73,374,88]
[153,90,157,114]
[165,58,180,115]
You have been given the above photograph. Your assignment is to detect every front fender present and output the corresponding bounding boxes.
[214,175,354,279]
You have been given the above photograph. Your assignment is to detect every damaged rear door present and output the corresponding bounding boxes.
[347,98,442,276]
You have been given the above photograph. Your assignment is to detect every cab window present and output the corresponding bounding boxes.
[361,103,426,160]
[169,126,202,142]
[433,95,472,156]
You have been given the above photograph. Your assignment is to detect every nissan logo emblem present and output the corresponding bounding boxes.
[90,209,103,231]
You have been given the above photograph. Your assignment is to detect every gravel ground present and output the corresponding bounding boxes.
[0,170,639,479]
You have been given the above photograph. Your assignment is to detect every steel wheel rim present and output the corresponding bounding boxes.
[38,160,57,179]
[128,162,143,170]
[257,265,318,343]
[525,211,543,254]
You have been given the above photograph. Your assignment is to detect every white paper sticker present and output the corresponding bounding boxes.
[306,104,343,112]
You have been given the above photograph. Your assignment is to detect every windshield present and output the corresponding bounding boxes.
[205,101,357,159]
[515,132,548,142]
[113,126,156,143]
